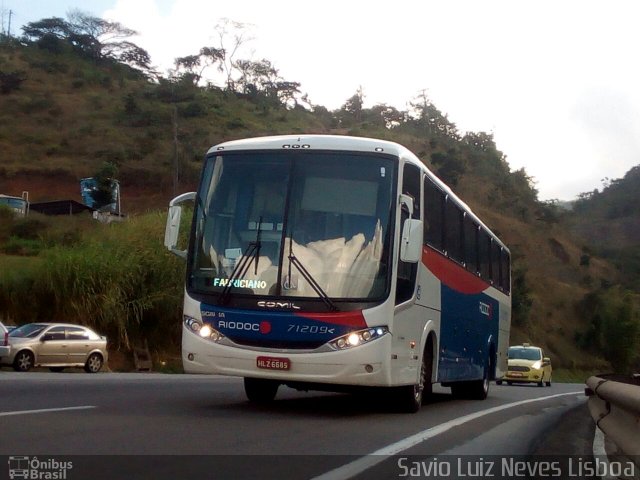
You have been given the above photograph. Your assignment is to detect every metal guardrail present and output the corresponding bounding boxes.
[586,374,640,466]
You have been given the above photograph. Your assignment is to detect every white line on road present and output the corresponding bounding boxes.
[313,391,583,480]
[0,406,96,417]
[592,426,617,480]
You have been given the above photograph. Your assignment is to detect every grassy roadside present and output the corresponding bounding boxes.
[551,368,605,384]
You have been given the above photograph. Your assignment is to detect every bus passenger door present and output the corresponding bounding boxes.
[392,162,423,385]
[395,163,420,306]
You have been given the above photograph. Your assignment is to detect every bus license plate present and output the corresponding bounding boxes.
[257,356,290,371]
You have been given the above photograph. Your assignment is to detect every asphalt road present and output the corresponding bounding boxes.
[0,372,589,479]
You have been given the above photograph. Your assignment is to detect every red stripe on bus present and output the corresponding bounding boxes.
[422,247,488,295]
[295,311,367,327]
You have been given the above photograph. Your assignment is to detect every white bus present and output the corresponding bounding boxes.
[165,135,511,412]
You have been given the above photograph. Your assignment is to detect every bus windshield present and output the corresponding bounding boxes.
[189,151,395,302]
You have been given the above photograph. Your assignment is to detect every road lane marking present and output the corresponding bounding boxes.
[0,406,96,417]
[313,391,583,480]
[592,427,617,480]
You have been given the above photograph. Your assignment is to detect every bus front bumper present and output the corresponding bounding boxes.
[182,328,393,387]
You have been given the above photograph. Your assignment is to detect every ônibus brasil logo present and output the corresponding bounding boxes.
[8,456,73,480]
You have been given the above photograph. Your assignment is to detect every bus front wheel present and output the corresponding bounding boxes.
[244,377,279,403]
[396,341,433,413]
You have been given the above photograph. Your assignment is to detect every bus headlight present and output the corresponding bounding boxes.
[329,327,388,351]
[184,316,225,343]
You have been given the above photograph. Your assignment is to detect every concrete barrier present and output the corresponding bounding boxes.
[586,374,640,469]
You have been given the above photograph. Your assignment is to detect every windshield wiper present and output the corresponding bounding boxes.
[218,218,263,305]
[286,237,338,311]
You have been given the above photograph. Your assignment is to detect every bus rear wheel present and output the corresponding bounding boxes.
[244,377,279,403]
[451,363,490,400]
[468,367,490,400]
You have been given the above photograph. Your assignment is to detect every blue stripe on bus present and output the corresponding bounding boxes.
[200,305,355,345]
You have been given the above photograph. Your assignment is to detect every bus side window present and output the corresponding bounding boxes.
[444,198,463,263]
[500,249,511,293]
[423,177,444,251]
[402,164,421,220]
[491,241,501,285]
[396,163,421,305]
[464,215,479,274]
[479,229,491,280]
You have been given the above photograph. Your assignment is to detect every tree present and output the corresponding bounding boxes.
[21,17,71,40]
[22,12,152,73]
[409,90,459,140]
[214,18,254,91]
[273,81,302,108]
[173,19,254,90]
[602,293,640,372]
[360,104,407,129]
[462,131,512,182]
[233,59,303,108]
[577,288,640,372]
[431,149,466,187]
[339,87,365,126]
[174,47,225,86]
[537,199,564,224]
[235,58,279,95]
[511,265,533,326]
[511,168,539,202]
[462,131,496,152]
[67,10,151,71]
[90,161,119,211]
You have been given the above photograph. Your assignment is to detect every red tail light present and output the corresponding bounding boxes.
[2,331,7,346]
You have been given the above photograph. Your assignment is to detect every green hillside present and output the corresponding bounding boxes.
[568,166,640,290]
[564,166,640,369]
[1,15,637,373]
[570,166,640,245]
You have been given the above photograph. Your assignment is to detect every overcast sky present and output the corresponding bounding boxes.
[5,0,640,201]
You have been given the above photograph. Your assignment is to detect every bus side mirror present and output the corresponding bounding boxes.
[400,218,423,263]
[164,192,196,259]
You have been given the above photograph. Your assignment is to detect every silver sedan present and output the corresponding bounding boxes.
[5,323,108,373]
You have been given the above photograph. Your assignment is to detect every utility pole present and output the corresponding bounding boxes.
[7,9,11,37]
